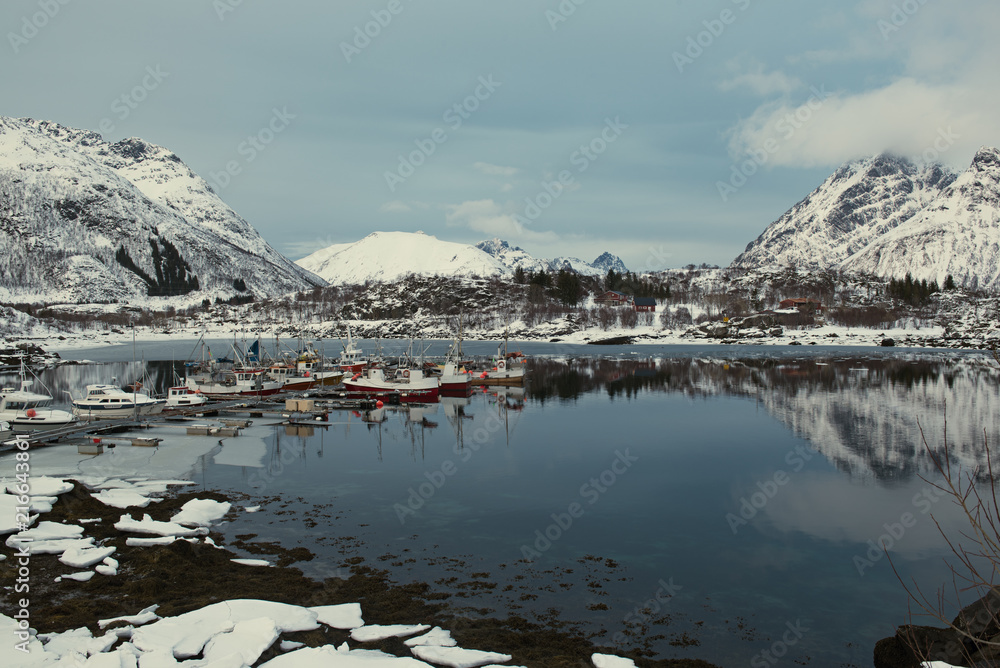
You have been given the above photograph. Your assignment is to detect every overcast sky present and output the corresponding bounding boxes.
[4,1,998,270]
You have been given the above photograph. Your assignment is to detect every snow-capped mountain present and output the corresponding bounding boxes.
[731,153,957,270]
[297,233,631,286]
[843,147,1000,289]
[0,117,321,304]
[474,238,628,277]
[296,231,508,285]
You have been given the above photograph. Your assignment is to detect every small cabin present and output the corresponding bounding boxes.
[778,298,823,312]
[633,297,656,312]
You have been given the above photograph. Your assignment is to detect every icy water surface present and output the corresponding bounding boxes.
[28,344,1000,666]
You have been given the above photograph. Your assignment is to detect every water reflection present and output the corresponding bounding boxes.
[528,355,1000,482]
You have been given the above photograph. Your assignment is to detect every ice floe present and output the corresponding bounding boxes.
[351,624,432,642]
[114,513,209,537]
[92,488,157,509]
[310,603,365,630]
[404,626,457,647]
[410,645,512,668]
[59,544,116,568]
[591,654,638,667]
[99,605,160,629]
[5,475,74,497]
[0,492,36,535]
[231,558,272,567]
[170,498,231,527]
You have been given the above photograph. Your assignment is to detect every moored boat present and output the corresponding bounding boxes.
[343,367,439,403]
[476,343,527,386]
[185,364,283,399]
[164,386,209,410]
[0,359,76,429]
[71,383,166,419]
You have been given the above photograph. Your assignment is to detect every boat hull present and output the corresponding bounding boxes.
[342,381,439,403]
[72,401,166,420]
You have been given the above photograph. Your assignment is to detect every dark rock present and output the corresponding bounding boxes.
[881,338,896,347]
[953,586,1000,638]
[873,635,920,668]
[587,336,632,345]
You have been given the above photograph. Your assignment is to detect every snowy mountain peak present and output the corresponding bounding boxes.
[0,116,321,304]
[731,151,958,270]
[592,251,628,275]
[843,146,1000,288]
[296,231,508,285]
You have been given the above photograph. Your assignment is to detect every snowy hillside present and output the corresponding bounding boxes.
[731,153,956,270]
[843,147,1000,289]
[296,231,508,285]
[0,117,321,305]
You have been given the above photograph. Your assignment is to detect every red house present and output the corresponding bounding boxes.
[595,290,630,306]
[633,297,656,312]
[778,298,823,312]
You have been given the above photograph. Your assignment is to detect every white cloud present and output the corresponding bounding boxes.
[724,2,1000,169]
[378,200,412,213]
[719,60,801,96]
[445,199,558,243]
[473,162,519,177]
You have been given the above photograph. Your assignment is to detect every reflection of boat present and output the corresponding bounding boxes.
[0,360,76,429]
[343,367,439,403]
[164,386,208,410]
[71,384,166,419]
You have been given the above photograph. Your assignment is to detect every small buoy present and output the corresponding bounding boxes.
[304,371,310,377]
[92,438,102,444]
[376,400,384,408]
[352,373,361,380]
[25,408,37,418]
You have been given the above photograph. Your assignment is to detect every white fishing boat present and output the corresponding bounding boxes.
[477,343,527,386]
[0,359,76,429]
[343,367,439,403]
[164,386,209,410]
[337,326,371,374]
[71,383,166,419]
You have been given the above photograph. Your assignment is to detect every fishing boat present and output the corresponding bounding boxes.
[184,364,282,398]
[477,343,527,386]
[343,367,439,403]
[337,327,371,374]
[0,359,76,429]
[266,361,319,392]
[184,341,283,399]
[71,383,166,419]
[293,349,344,387]
[164,386,209,410]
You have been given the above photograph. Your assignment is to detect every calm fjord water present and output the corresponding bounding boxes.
[40,344,1000,666]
